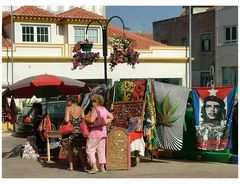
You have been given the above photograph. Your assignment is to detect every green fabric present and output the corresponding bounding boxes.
[145,79,158,151]
[202,152,233,163]
[113,81,123,102]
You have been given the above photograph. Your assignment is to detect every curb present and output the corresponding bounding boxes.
[2,132,13,137]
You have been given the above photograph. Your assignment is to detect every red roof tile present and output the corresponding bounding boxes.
[57,7,105,20]
[132,32,153,40]
[2,6,166,50]
[108,25,166,50]
[13,6,56,18]
[2,11,10,19]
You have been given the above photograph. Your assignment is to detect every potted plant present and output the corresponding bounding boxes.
[79,39,93,52]
[71,41,100,70]
[108,36,140,71]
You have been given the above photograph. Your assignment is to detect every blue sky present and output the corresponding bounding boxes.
[106,6,184,33]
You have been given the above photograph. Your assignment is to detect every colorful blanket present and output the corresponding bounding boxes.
[153,81,190,151]
[192,86,236,150]
[113,80,146,102]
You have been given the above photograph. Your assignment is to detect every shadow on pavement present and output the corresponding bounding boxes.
[140,156,170,163]
[37,159,67,170]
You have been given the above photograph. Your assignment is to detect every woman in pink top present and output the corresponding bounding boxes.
[85,94,114,174]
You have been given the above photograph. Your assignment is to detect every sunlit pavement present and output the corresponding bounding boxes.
[2,132,238,178]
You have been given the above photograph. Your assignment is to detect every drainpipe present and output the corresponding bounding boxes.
[11,5,14,84]
[7,47,9,85]
[189,6,192,88]
[185,44,188,87]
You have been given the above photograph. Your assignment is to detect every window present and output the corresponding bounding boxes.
[201,33,211,52]
[37,27,49,42]
[160,39,168,44]
[222,67,238,86]
[154,78,182,85]
[180,36,188,46]
[22,26,34,42]
[87,28,98,43]
[74,26,99,44]
[74,27,85,43]
[225,26,237,43]
[200,72,211,87]
[21,25,50,43]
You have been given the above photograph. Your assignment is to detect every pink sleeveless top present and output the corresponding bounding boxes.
[88,106,108,139]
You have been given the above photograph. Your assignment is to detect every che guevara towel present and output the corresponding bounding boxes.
[153,81,190,151]
[192,86,236,150]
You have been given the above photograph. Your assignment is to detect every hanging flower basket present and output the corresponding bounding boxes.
[71,41,100,70]
[79,39,93,52]
[108,36,140,71]
[80,43,93,52]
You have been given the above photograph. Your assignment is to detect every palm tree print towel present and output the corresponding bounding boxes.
[153,81,190,151]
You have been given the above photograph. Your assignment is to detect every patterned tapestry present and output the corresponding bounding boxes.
[144,79,158,151]
[192,86,236,151]
[153,81,190,151]
[111,101,146,129]
[113,80,146,102]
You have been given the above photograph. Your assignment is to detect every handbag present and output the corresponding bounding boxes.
[79,120,89,137]
[88,107,106,128]
[59,121,73,135]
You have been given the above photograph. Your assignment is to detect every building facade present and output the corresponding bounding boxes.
[2,6,189,93]
[153,7,216,87]
[2,5,106,17]
[215,6,238,86]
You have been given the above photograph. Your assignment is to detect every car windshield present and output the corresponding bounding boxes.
[22,106,33,116]
[48,103,66,114]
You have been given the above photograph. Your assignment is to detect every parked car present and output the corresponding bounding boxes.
[15,100,66,136]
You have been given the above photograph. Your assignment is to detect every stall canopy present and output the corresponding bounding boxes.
[2,74,90,98]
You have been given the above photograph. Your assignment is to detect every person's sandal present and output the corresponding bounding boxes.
[88,169,99,174]
[68,167,73,171]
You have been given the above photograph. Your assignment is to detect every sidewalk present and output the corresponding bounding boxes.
[2,156,238,178]
[2,131,238,179]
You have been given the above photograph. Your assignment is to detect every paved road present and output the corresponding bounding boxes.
[2,132,239,179]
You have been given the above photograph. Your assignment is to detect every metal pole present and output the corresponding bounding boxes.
[102,27,108,86]
[11,5,14,84]
[86,16,125,87]
[189,6,192,88]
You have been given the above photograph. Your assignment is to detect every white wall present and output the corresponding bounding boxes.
[2,61,188,87]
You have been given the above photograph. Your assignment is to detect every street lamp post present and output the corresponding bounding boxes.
[86,16,125,86]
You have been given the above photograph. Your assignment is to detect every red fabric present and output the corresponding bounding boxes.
[32,75,62,86]
[10,97,17,124]
[2,96,11,113]
[129,131,144,143]
[59,121,74,135]
[132,80,146,101]
[193,86,234,100]
[38,114,52,139]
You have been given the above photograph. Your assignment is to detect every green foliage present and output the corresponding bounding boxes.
[156,93,181,127]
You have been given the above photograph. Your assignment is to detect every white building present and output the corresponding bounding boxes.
[215,6,238,86]
[2,6,189,91]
